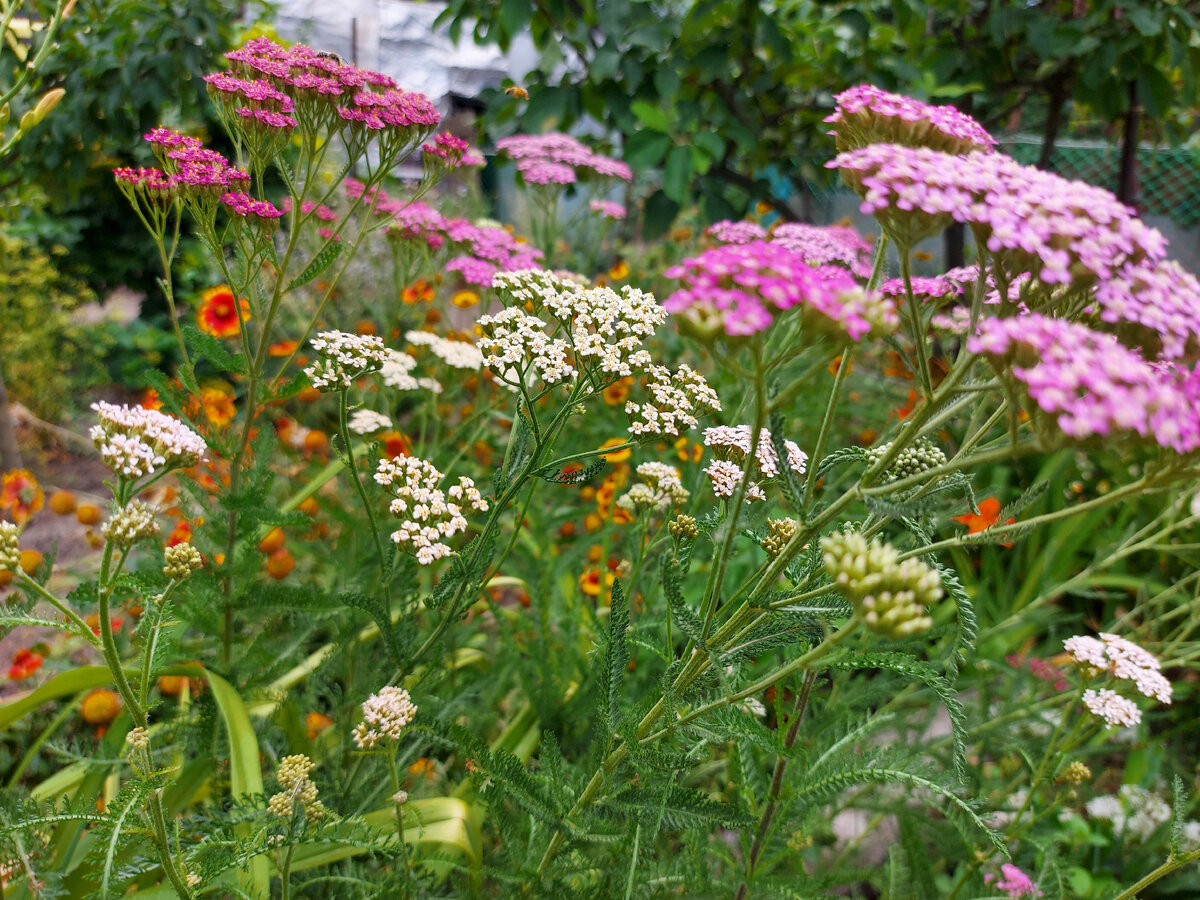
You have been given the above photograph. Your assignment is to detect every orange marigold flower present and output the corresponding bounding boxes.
[81,689,121,725]
[166,520,193,547]
[268,339,300,357]
[1,469,44,524]
[140,387,163,410]
[602,377,633,406]
[19,549,43,575]
[401,279,435,305]
[8,648,43,680]
[305,711,334,739]
[197,285,250,338]
[380,431,412,459]
[76,503,103,526]
[583,512,602,532]
[951,497,1016,547]
[607,260,630,281]
[452,289,480,308]
[598,438,631,464]
[408,757,436,779]
[198,383,236,427]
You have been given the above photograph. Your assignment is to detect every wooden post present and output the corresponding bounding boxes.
[0,367,22,472]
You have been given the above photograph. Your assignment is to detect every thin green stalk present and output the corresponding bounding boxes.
[338,392,392,599]
[900,251,934,400]
[802,347,854,517]
[1110,848,1200,900]
[386,753,413,886]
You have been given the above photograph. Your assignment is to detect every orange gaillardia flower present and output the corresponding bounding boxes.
[380,431,413,459]
[198,383,236,427]
[452,289,480,308]
[268,339,300,357]
[607,260,630,281]
[402,279,435,304]
[81,689,121,725]
[8,648,43,680]
[305,711,334,739]
[602,377,633,406]
[197,285,251,338]
[952,497,1016,547]
[1,469,44,524]
[597,438,631,464]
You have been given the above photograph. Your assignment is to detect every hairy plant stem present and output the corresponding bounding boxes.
[733,669,819,900]
[900,251,935,400]
[386,753,413,889]
[1109,847,1200,900]
[802,348,854,518]
[338,392,392,602]
[279,843,296,900]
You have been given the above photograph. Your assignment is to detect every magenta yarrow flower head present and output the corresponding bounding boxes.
[879,275,962,303]
[706,220,767,244]
[385,201,447,247]
[663,240,898,341]
[984,864,1042,899]
[497,133,632,183]
[221,191,285,223]
[442,219,544,287]
[143,127,202,153]
[1092,258,1200,361]
[113,167,178,211]
[969,314,1200,453]
[589,199,626,220]
[770,223,875,278]
[825,84,996,155]
[830,145,1167,284]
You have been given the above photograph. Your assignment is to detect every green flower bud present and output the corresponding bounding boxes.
[821,530,942,638]
[761,517,798,557]
[865,439,947,481]
[0,521,20,571]
[668,513,699,542]
[163,542,203,580]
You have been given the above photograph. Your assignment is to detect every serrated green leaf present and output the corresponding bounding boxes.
[284,241,344,293]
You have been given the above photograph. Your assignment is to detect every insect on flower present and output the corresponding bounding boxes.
[504,85,529,100]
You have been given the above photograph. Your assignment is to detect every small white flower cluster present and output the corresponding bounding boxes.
[626,364,721,437]
[90,401,207,481]
[1082,688,1142,728]
[563,285,667,378]
[405,330,485,370]
[267,754,325,821]
[1063,632,1172,703]
[352,686,417,750]
[617,461,690,513]
[374,456,489,565]
[101,501,159,548]
[493,269,585,308]
[703,459,766,501]
[476,307,577,387]
[704,425,807,477]
[380,349,442,393]
[304,331,389,392]
[1086,785,1175,841]
[347,409,393,435]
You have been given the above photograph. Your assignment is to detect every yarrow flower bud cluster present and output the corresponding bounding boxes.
[864,439,947,481]
[1064,632,1172,704]
[821,531,942,638]
[664,241,898,340]
[669,514,699,542]
[374,457,488,565]
[617,462,690,513]
[268,754,326,822]
[305,331,389,392]
[90,401,207,481]
[497,133,633,185]
[825,84,997,155]
[352,686,417,749]
[101,501,159,548]
[163,543,204,580]
[125,726,151,751]
[0,522,20,572]
[761,518,798,557]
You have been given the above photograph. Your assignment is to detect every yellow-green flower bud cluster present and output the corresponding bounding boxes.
[761,518,798,557]
[865,439,947,481]
[163,543,204,580]
[668,514,699,541]
[268,754,326,821]
[1057,761,1092,785]
[0,522,20,572]
[821,531,942,638]
[101,501,159,548]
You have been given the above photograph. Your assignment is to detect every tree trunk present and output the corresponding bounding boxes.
[1037,72,1070,171]
[0,366,22,472]
[1117,80,1140,208]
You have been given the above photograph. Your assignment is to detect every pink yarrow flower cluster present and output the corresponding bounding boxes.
[770,223,875,278]
[220,191,284,221]
[1063,633,1172,704]
[589,199,626,220]
[497,133,633,184]
[984,864,1042,898]
[443,219,544,287]
[706,220,767,244]
[969,314,1200,453]
[664,240,898,339]
[879,275,962,301]
[830,145,1167,285]
[421,132,484,169]
[826,83,997,155]
[1092,258,1200,360]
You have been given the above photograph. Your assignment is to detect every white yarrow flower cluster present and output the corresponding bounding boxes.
[477,307,577,387]
[1063,632,1172,703]
[380,349,442,393]
[304,331,389,392]
[374,456,489,565]
[617,461,690,513]
[90,401,206,480]
[352,686,417,750]
[405,330,485,369]
[704,425,807,477]
[347,409,393,435]
[626,364,721,437]
[1086,786,1174,841]
[704,459,767,502]
[101,501,159,547]
[561,284,667,377]
[1082,688,1142,728]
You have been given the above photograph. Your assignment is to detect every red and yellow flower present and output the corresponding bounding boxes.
[197,285,251,338]
[452,289,480,308]
[8,648,43,680]
[197,382,236,427]
[1,469,43,524]
[401,279,435,304]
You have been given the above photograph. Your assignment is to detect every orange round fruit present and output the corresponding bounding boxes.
[19,550,43,575]
[298,497,320,516]
[81,689,121,724]
[47,490,77,515]
[257,527,285,554]
[265,548,296,580]
[76,503,103,526]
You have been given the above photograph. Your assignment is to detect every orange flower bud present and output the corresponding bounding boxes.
[81,689,121,725]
